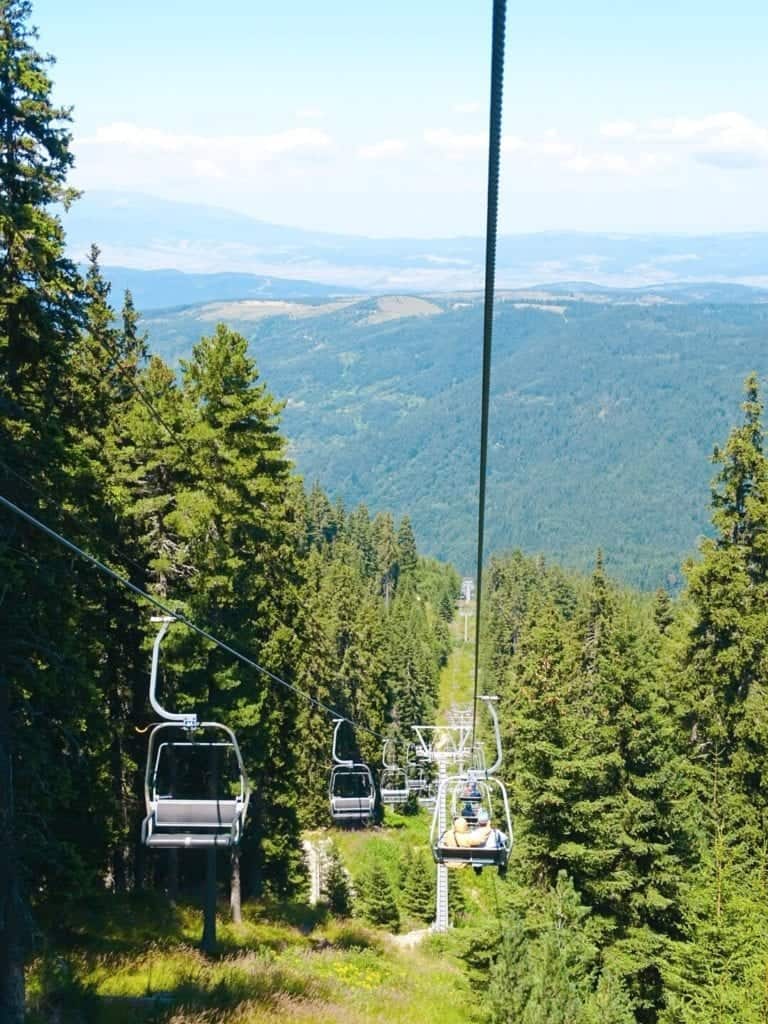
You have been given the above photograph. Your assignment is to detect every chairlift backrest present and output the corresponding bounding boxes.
[432,773,513,873]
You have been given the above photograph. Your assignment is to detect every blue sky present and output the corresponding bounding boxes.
[31,0,768,237]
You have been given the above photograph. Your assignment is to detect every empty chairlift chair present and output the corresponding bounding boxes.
[140,617,250,849]
[380,738,409,807]
[328,719,377,826]
[142,722,249,848]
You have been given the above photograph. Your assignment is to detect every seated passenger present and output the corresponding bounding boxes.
[469,808,493,847]
[440,815,472,848]
[469,809,509,849]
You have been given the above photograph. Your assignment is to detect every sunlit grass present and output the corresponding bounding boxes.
[27,898,473,1024]
[438,604,476,718]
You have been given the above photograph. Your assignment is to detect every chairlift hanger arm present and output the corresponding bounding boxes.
[148,616,198,728]
[331,718,354,766]
[481,696,505,774]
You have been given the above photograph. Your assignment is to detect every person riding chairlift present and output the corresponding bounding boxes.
[440,809,507,851]
[472,808,507,849]
[460,780,482,818]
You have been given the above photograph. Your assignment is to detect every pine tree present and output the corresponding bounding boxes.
[397,515,418,580]
[402,852,434,923]
[0,4,85,1017]
[373,511,399,607]
[684,373,768,844]
[357,862,400,931]
[652,588,674,635]
[489,873,635,1024]
[321,843,352,917]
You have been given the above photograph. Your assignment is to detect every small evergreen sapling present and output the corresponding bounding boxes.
[321,843,352,918]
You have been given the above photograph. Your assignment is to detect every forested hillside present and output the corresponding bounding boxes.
[143,288,768,587]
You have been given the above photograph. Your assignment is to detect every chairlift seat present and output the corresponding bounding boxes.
[381,767,409,806]
[328,752,376,825]
[143,797,246,848]
[330,795,375,823]
[142,719,249,849]
[434,840,510,869]
[155,798,240,827]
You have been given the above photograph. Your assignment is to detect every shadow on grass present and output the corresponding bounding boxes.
[30,946,333,1023]
[36,890,188,954]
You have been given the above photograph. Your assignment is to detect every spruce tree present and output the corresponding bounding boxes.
[684,373,768,843]
[321,843,352,917]
[0,4,85,1017]
[402,852,434,923]
[357,862,400,931]
[397,515,418,580]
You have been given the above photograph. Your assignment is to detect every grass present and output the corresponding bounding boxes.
[437,603,476,719]
[26,892,474,1024]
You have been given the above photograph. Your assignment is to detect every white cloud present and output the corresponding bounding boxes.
[425,128,575,162]
[564,153,632,175]
[191,158,227,180]
[647,112,768,168]
[424,128,486,158]
[357,138,407,160]
[600,120,638,139]
[454,102,481,114]
[563,151,666,176]
[78,121,333,161]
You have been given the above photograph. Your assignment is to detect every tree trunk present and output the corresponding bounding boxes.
[230,849,242,924]
[202,850,217,953]
[201,744,218,951]
[0,676,27,1024]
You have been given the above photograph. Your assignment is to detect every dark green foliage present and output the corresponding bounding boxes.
[489,874,635,1024]
[322,843,353,918]
[402,853,434,923]
[490,551,690,1017]
[356,862,400,931]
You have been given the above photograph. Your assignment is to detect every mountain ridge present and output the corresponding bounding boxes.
[65,190,768,292]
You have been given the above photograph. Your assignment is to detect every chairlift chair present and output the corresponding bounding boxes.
[431,696,512,873]
[432,774,512,873]
[450,772,490,826]
[142,722,249,848]
[140,617,250,849]
[328,719,377,826]
[380,738,409,806]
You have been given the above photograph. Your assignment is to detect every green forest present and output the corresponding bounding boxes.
[140,280,768,590]
[3,2,768,1022]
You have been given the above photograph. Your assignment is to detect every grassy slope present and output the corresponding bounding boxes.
[28,893,472,1024]
[438,601,476,719]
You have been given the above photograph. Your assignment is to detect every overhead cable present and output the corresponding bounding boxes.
[472,0,507,741]
[0,492,383,740]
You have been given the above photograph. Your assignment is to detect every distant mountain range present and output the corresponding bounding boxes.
[66,190,768,293]
[140,284,768,587]
[97,266,358,310]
